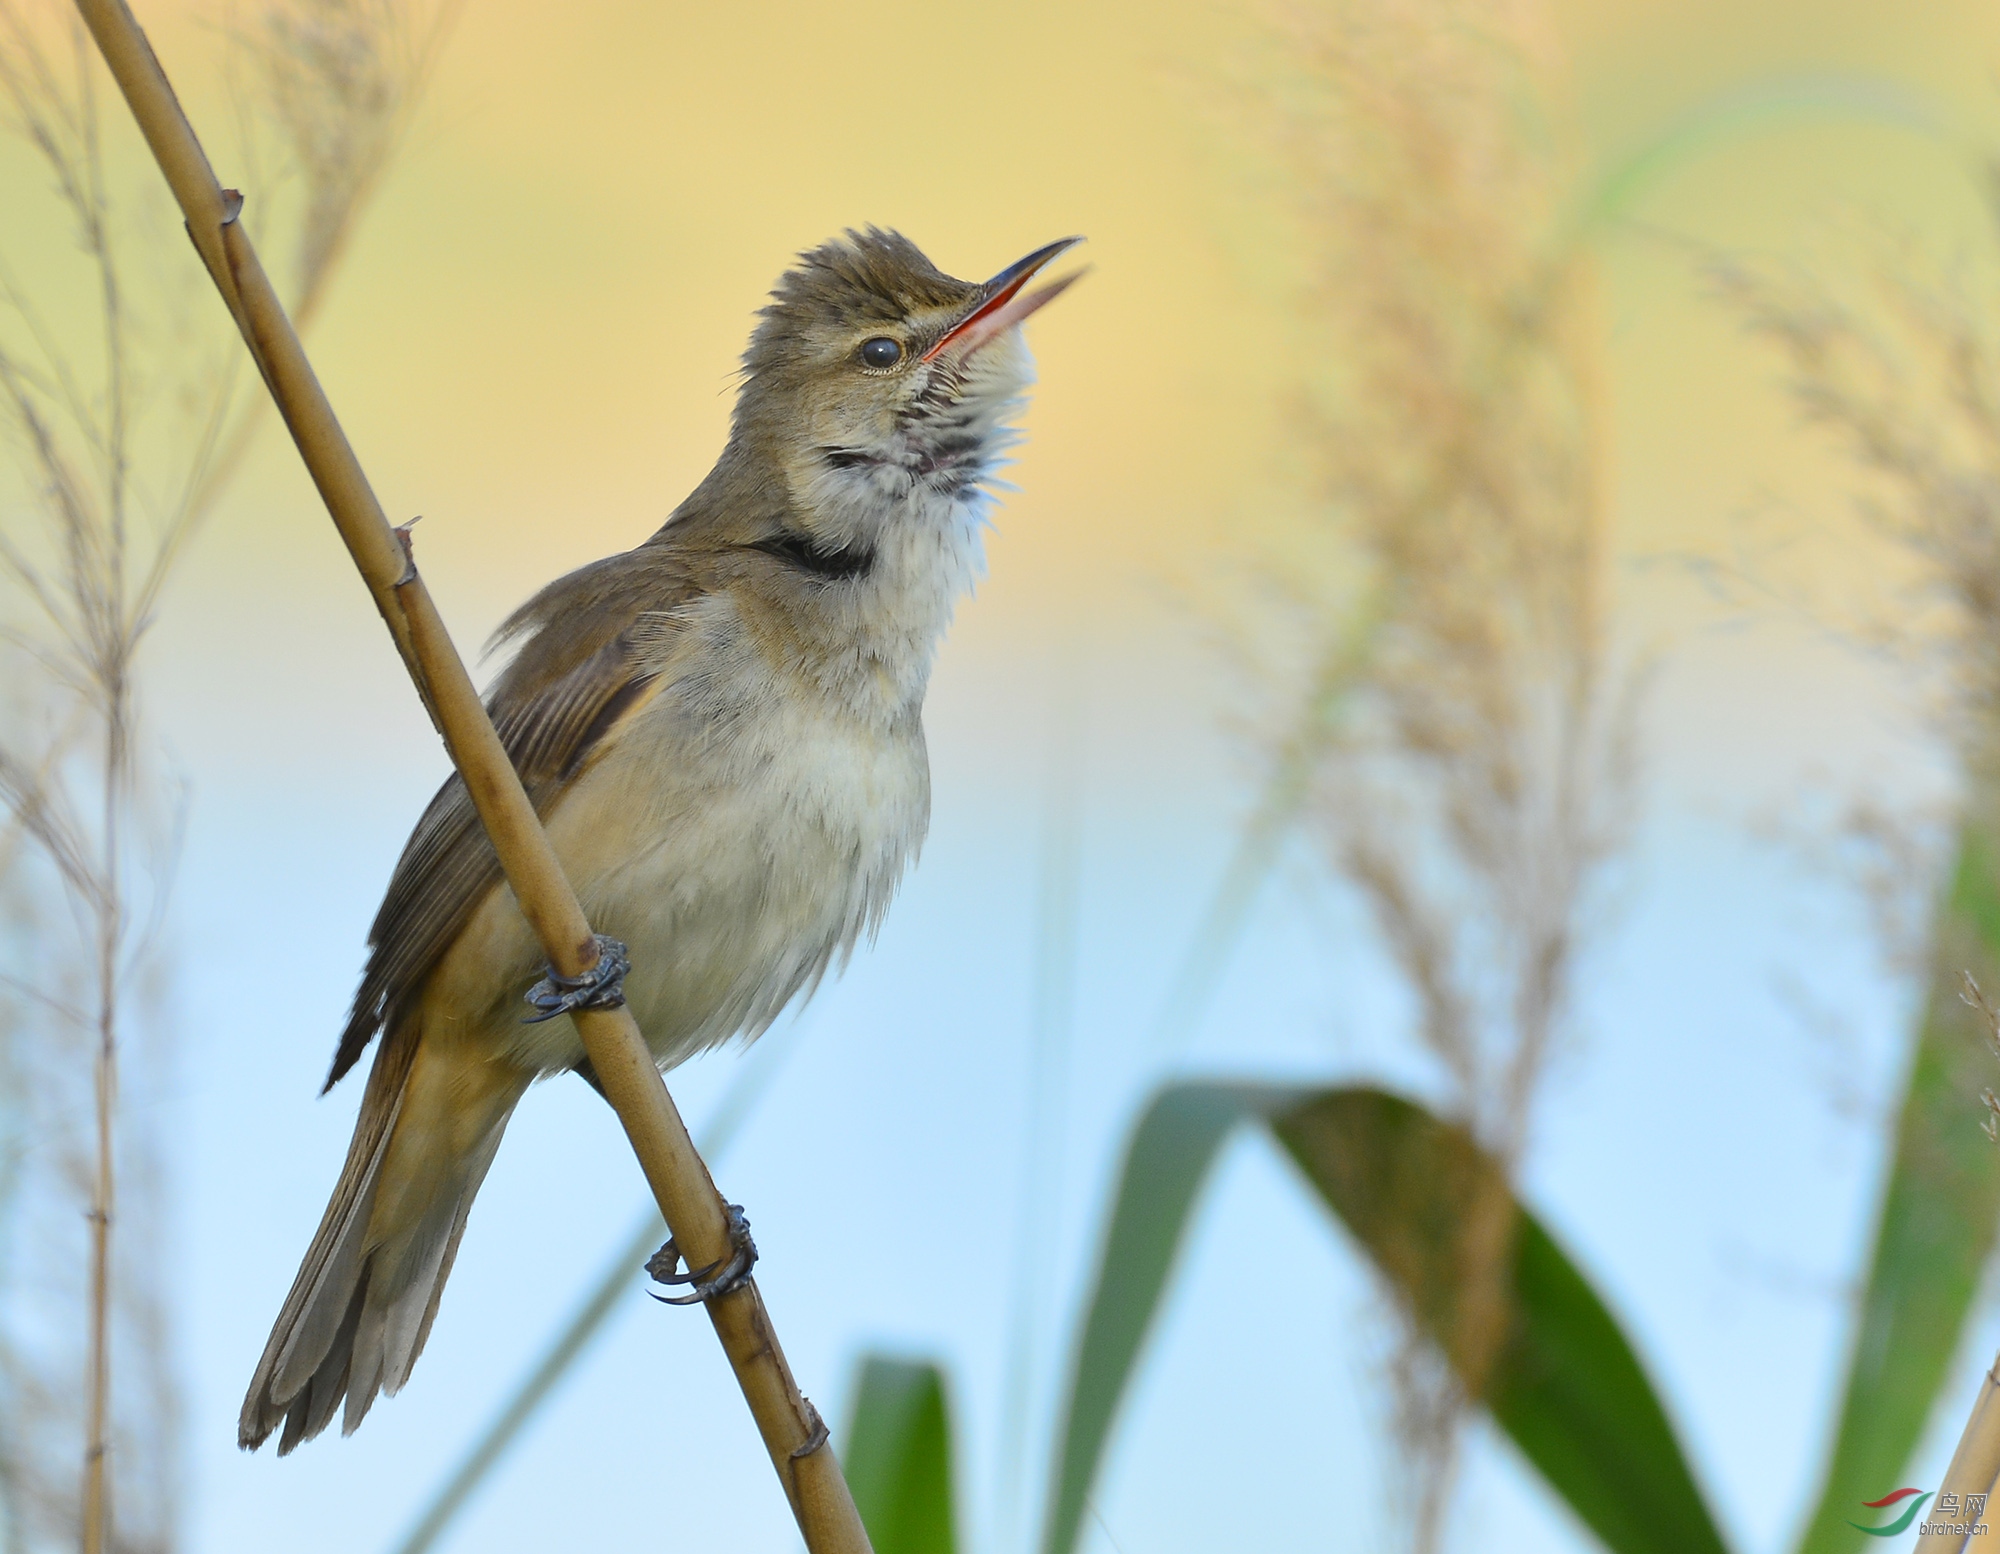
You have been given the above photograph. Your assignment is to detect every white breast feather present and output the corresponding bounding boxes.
[500,334,1031,1075]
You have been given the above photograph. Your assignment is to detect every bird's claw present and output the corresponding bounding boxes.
[522,934,631,1024]
[646,1203,758,1305]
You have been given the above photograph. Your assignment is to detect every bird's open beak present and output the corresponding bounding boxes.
[922,236,1087,363]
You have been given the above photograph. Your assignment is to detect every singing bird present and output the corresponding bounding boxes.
[240,229,1082,1452]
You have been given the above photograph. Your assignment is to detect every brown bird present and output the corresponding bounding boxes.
[239,229,1082,1452]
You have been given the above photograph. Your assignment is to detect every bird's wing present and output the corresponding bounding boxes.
[324,565,687,1091]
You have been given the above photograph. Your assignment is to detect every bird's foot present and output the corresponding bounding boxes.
[646,1203,759,1305]
[522,934,631,1024]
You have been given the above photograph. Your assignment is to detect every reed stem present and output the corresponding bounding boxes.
[1915,1353,2000,1552]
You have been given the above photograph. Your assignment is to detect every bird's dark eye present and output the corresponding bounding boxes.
[859,337,903,369]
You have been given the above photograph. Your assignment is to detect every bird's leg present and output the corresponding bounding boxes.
[646,1203,759,1305]
[522,933,631,1024]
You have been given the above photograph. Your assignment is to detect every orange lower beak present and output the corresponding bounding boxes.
[922,236,1087,362]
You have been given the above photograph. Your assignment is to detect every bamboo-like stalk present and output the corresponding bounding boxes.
[66,3,871,1546]
[1915,1354,2000,1552]
[389,1020,799,1554]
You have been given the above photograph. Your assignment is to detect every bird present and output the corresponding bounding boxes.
[239,228,1083,1453]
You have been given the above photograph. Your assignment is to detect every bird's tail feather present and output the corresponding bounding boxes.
[239,1019,523,1453]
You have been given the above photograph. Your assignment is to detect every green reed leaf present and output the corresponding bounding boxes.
[844,1355,959,1554]
[1793,824,2000,1554]
[1042,1082,1729,1554]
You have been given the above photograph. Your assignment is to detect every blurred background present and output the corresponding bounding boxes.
[7,0,2000,1550]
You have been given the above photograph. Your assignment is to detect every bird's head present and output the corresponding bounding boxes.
[732,228,1082,499]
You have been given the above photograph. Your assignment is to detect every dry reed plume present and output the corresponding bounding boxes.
[0,2,447,1547]
[1714,208,2000,792]
[1716,173,2000,1554]
[1250,1,1635,1544]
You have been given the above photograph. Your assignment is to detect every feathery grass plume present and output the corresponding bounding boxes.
[1715,188,2000,1554]
[0,2,446,1548]
[192,0,460,530]
[1713,212,2000,782]
[1249,1,1636,1544]
[1962,973,2000,1141]
[245,0,409,310]
[1713,208,2000,1111]
[1750,781,1952,1133]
